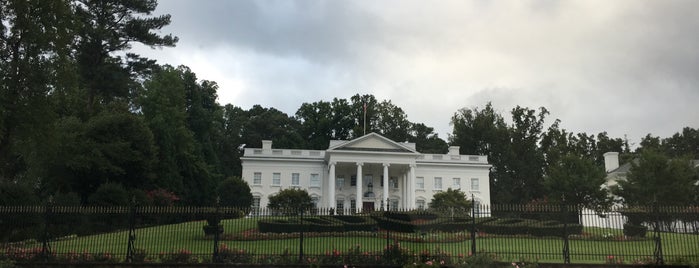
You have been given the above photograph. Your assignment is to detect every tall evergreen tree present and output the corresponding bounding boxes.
[73,0,177,116]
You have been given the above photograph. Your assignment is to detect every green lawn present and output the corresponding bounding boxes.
[16,218,699,264]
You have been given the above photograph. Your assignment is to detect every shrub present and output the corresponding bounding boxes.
[479,218,536,235]
[623,223,648,237]
[267,188,313,216]
[217,177,252,210]
[159,249,198,263]
[331,215,377,231]
[0,182,42,242]
[218,243,253,264]
[86,183,129,233]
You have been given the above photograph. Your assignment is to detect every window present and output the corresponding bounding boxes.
[311,196,319,208]
[252,197,261,215]
[292,173,300,186]
[253,172,262,185]
[272,173,281,185]
[452,178,461,189]
[416,177,424,190]
[350,199,356,211]
[390,177,398,189]
[380,175,383,187]
[434,177,442,190]
[350,175,357,186]
[336,200,344,214]
[416,200,425,210]
[310,174,320,187]
[336,176,345,189]
[390,199,399,211]
[471,178,479,191]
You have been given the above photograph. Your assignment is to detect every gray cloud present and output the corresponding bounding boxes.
[135,0,699,145]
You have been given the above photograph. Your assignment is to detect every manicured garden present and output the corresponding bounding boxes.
[3,210,698,266]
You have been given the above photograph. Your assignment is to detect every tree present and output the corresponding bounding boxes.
[295,101,334,150]
[612,150,698,206]
[241,105,305,149]
[73,0,178,115]
[41,112,156,201]
[216,177,252,208]
[410,123,448,154]
[140,65,216,205]
[428,188,472,212]
[217,104,247,177]
[450,103,515,204]
[0,0,73,180]
[267,188,314,215]
[543,154,609,209]
[661,127,699,159]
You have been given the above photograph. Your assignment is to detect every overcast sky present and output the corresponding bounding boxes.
[132,0,699,146]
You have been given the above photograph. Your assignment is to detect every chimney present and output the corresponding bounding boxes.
[262,140,272,150]
[603,152,619,172]
[448,146,460,155]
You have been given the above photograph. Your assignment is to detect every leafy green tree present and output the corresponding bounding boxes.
[218,104,247,177]
[0,0,73,180]
[374,100,412,142]
[216,177,253,208]
[329,98,355,140]
[450,103,514,204]
[241,105,305,149]
[612,150,698,206]
[42,112,156,200]
[409,123,448,154]
[660,127,699,159]
[350,94,379,138]
[508,105,549,203]
[267,188,314,215]
[543,154,609,209]
[87,182,130,206]
[181,66,224,172]
[296,101,334,149]
[428,188,472,212]
[140,65,216,205]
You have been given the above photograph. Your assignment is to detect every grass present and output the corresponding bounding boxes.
[13,218,699,264]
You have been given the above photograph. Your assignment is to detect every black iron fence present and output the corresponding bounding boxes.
[1,202,698,266]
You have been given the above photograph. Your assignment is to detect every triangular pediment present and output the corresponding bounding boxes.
[327,133,417,153]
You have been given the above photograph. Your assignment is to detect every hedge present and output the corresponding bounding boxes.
[478,218,582,237]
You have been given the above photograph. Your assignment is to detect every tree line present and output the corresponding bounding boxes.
[2,0,697,208]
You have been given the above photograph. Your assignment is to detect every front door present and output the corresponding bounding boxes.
[362,202,374,212]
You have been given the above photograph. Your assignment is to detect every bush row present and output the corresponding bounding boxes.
[478,218,583,237]
[257,216,377,233]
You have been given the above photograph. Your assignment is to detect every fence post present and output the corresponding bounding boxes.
[41,196,53,262]
[386,197,391,250]
[653,200,664,265]
[299,208,304,264]
[126,196,137,262]
[212,197,221,263]
[470,194,476,255]
[561,198,570,264]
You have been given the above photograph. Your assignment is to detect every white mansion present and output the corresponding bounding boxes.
[241,133,491,213]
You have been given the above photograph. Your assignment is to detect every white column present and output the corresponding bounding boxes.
[356,162,363,213]
[328,162,336,210]
[402,173,407,209]
[382,163,390,210]
[409,164,416,209]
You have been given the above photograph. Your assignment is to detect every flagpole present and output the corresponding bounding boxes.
[363,103,367,135]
